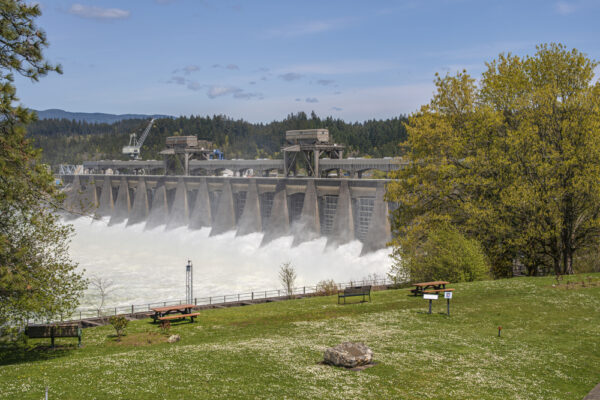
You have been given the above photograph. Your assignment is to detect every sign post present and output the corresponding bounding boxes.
[444,291,453,315]
[423,293,438,314]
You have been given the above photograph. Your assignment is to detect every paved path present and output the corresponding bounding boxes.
[584,383,600,400]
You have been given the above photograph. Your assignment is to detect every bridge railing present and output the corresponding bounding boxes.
[66,277,394,321]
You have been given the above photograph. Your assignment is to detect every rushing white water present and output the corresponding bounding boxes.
[67,217,393,309]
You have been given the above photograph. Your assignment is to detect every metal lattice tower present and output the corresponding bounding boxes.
[186,260,193,304]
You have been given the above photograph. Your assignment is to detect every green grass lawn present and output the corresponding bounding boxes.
[1,274,599,399]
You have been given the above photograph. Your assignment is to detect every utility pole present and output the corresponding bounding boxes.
[186,260,193,304]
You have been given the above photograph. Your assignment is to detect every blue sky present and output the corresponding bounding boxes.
[14,0,600,122]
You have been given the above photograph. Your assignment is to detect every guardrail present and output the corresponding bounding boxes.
[69,278,394,321]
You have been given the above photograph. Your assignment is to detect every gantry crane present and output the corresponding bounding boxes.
[122,118,155,159]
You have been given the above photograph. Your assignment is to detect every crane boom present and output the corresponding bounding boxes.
[136,118,155,148]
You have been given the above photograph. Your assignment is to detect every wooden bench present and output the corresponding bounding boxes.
[25,324,82,347]
[338,285,371,304]
[410,281,450,296]
[157,312,201,323]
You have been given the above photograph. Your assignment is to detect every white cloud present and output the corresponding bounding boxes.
[279,72,303,81]
[316,79,335,86]
[212,64,240,70]
[555,1,579,14]
[206,85,260,100]
[183,65,200,75]
[69,4,130,19]
[266,18,354,37]
[187,81,202,91]
[170,76,186,85]
[305,97,319,103]
[207,86,239,98]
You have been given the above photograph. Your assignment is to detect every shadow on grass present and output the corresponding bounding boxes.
[0,343,74,366]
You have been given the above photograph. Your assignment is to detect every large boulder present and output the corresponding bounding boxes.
[323,342,373,368]
[167,334,181,343]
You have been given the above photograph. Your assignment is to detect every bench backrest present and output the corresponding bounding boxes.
[344,285,371,295]
[26,325,81,338]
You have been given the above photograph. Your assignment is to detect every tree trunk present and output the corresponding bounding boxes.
[563,248,574,275]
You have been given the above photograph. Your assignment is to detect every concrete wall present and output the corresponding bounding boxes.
[60,175,393,254]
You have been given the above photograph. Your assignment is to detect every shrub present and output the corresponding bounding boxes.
[390,222,490,283]
[109,316,129,339]
[316,279,338,296]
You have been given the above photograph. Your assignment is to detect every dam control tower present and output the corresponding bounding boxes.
[282,129,344,177]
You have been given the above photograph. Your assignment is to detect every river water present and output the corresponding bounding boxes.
[67,217,393,309]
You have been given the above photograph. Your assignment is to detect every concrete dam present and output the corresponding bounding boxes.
[61,174,393,255]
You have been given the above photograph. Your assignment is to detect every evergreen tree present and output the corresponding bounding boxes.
[0,0,86,327]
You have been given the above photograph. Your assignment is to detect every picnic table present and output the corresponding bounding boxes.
[151,304,200,323]
[410,281,450,296]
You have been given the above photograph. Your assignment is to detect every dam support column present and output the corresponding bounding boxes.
[210,180,235,236]
[327,180,355,248]
[128,177,149,226]
[189,178,212,229]
[261,181,289,246]
[109,178,131,225]
[292,180,320,246]
[63,175,81,218]
[97,176,114,217]
[79,177,98,215]
[236,179,262,236]
[145,183,169,229]
[167,178,189,229]
[360,182,391,255]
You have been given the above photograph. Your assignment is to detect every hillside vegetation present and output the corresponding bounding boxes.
[27,111,408,165]
[1,275,598,399]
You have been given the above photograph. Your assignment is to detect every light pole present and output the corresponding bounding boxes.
[186,260,193,304]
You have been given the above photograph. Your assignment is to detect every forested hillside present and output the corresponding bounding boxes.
[34,109,171,124]
[27,111,408,165]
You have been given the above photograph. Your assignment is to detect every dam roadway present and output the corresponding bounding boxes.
[82,157,406,178]
[61,174,394,255]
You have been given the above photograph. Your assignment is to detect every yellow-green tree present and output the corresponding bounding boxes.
[388,44,600,276]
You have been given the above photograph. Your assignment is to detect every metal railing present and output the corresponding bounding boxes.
[70,278,393,321]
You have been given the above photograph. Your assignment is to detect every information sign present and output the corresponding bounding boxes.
[423,293,438,300]
[444,291,453,299]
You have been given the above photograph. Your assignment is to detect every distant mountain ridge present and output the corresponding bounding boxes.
[34,109,172,124]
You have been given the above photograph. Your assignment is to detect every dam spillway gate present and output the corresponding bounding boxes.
[61,174,393,255]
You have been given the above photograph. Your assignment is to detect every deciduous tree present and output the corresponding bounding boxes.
[388,43,600,276]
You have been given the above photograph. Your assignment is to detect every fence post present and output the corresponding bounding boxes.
[252,292,254,300]
[131,305,134,315]
[303,286,306,294]
[209,297,212,305]
[195,298,197,305]
[264,290,267,298]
